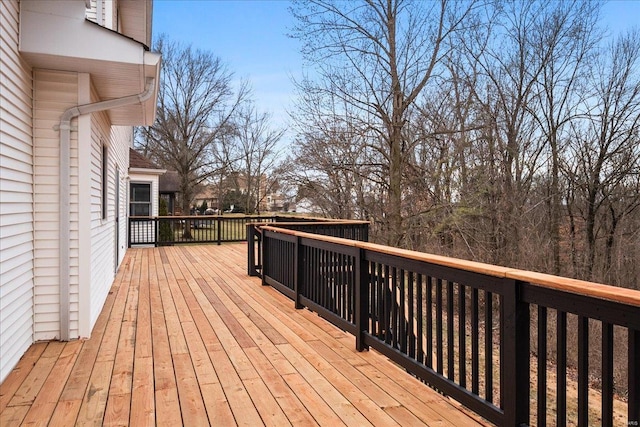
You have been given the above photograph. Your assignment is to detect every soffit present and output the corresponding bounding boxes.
[19,0,160,125]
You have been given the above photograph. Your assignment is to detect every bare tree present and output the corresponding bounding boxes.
[137,36,249,232]
[290,0,478,246]
[461,1,581,266]
[286,128,379,220]
[287,0,640,288]
[564,30,640,282]
[229,104,285,214]
[285,86,385,222]
[531,1,601,274]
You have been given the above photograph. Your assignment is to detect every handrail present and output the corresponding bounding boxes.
[253,220,370,226]
[259,225,640,306]
[506,270,640,307]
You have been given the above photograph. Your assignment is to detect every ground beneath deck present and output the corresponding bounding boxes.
[0,244,490,426]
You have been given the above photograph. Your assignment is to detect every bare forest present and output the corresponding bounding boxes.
[282,0,640,289]
[136,1,638,289]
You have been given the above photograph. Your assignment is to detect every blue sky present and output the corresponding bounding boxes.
[153,0,301,132]
[153,0,640,137]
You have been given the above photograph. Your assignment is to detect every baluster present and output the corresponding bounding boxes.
[577,316,589,426]
[458,284,466,388]
[447,280,454,381]
[538,306,547,427]
[557,310,567,427]
[602,322,613,427]
[436,278,443,375]
[485,290,492,402]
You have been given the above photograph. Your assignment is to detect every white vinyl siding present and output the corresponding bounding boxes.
[111,127,130,269]
[86,90,131,330]
[30,71,133,341]
[87,0,118,30]
[1,0,153,384]
[0,1,34,382]
[85,0,98,23]
[76,79,131,336]
[32,69,80,340]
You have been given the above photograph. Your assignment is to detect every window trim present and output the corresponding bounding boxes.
[129,182,152,217]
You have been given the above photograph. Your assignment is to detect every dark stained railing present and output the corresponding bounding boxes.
[129,215,306,247]
[246,219,369,277]
[254,226,640,427]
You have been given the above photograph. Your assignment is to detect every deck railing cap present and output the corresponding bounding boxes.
[261,225,640,308]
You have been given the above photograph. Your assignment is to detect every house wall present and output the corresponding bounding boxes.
[111,127,131,268]
[0,1,35,382]
[30,70,131,342]
[128,172,160,246]
[87,103,130,330]
[1,0,151,383]
[32,69,81,340]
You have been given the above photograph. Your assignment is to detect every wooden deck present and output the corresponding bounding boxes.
[0,244,490,426]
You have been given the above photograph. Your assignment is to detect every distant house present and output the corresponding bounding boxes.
[210,172,288,213]
[0,0,161,382]
[193,185,220,212]
[129,149,180,215]
[266,193,289,212]
[293,198,322,215]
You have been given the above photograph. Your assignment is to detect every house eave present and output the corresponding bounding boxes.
[19,0,160,126]
[129,168,167,176]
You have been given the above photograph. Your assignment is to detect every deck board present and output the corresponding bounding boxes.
[0,244,491,426]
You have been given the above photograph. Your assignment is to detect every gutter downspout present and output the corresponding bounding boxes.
[58,77,155,341]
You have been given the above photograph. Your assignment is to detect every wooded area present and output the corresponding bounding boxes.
[283,0,639,289]
[136,1,638,289]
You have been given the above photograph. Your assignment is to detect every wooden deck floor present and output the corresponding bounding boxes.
[0,244,490,426]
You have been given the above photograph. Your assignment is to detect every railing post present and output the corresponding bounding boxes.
[154,217,159,247]
[354,248,369,352]
[128,218,131,248]
[217,217,222,245]
[247,224,257,276]
[501,279,530,426]
[630,329,640,424]
[293,236,303,309]
[261,230,268,286]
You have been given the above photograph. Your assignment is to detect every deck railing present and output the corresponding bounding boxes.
[128,215,312,247]
[246,219,370,276]
[252,225,640,427]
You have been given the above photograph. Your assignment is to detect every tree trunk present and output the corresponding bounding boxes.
[550,135,561,275]
[181,180,193,239]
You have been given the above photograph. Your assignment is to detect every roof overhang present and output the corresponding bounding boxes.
[129,168,167,176]
[19,0,160,126]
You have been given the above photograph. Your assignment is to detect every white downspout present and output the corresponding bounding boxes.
[58,78,155,341]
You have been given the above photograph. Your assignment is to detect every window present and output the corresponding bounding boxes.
[102,144,108,220]
[130,183,151,216]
